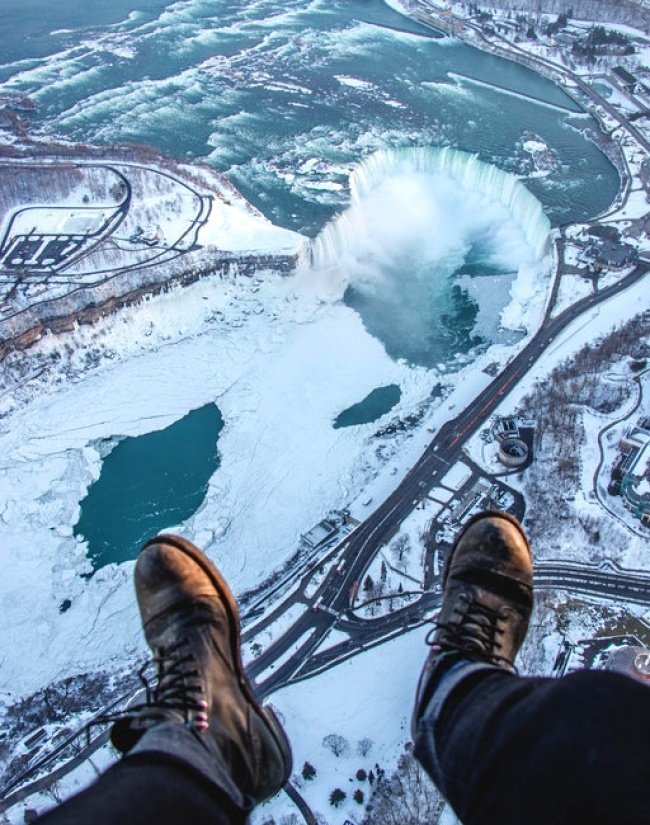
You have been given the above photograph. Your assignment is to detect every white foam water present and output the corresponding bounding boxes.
[310,146,550,367]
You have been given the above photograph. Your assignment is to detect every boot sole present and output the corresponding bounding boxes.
[141,533,293,788]
[442,509,532,588]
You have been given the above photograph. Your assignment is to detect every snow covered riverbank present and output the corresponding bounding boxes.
[0,263,433,699]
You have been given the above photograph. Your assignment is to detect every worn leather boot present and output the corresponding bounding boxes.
[111,534,292,806]
[413,510,533,733]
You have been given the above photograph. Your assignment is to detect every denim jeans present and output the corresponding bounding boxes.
[34,724,248,825]
[414,662,650,824]
[34,758,245,825]
[34,664,650,825]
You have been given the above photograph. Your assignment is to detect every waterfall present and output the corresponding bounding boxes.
[311,146,551,267]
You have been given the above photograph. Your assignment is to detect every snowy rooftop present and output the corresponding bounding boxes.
[439,461,472,491]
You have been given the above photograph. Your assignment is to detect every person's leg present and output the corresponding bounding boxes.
[415,662,650,825]
[411,510,650,825]
[36,755,244,825]
[35,533,292,823]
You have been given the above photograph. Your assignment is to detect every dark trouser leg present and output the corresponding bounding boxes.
[34,756,246,825]
[34,723,251,825]
[414,664,650,825]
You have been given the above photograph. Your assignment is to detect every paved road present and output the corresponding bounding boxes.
[415,4,650,155]
[255,562,650,697]
[0,159,210,320]
[535,564,650,605]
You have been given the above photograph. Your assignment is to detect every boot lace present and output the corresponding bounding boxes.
[87,638,208,743]
[428,592,514,668]
[141,638,206,722]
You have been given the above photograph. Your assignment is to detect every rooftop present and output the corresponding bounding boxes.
[603,646,650,684]
[613,66,639,87]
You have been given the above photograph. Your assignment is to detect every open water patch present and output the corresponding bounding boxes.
[75,404,223,571]
[334,384,401,428]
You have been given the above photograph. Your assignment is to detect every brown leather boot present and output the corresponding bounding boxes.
[111,534,292,805]
[413,511,533,733]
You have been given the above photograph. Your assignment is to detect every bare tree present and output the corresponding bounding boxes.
[322,733,350,758]
[361,752,443,825]
[43,780,63,805]
[357,737,374,757]
[517,311,649,550]
[391,535,410,564]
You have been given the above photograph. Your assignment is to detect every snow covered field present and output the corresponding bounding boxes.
[253,625,433,825]
[0,159,304,323]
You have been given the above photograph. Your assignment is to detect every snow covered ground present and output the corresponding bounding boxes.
[0,231,549,704]
[252,625,431,825]
[466,275,650,572]
[0,159,305,319]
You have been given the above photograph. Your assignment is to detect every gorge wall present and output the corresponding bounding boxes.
[0,252,299,362]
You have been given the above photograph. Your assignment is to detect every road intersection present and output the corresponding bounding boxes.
[239,253,649,693]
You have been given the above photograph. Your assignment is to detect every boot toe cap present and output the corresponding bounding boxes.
[135,537,223,627]
[447,512,533,588]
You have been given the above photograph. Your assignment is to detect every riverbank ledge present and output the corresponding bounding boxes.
[0,145,305,362]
